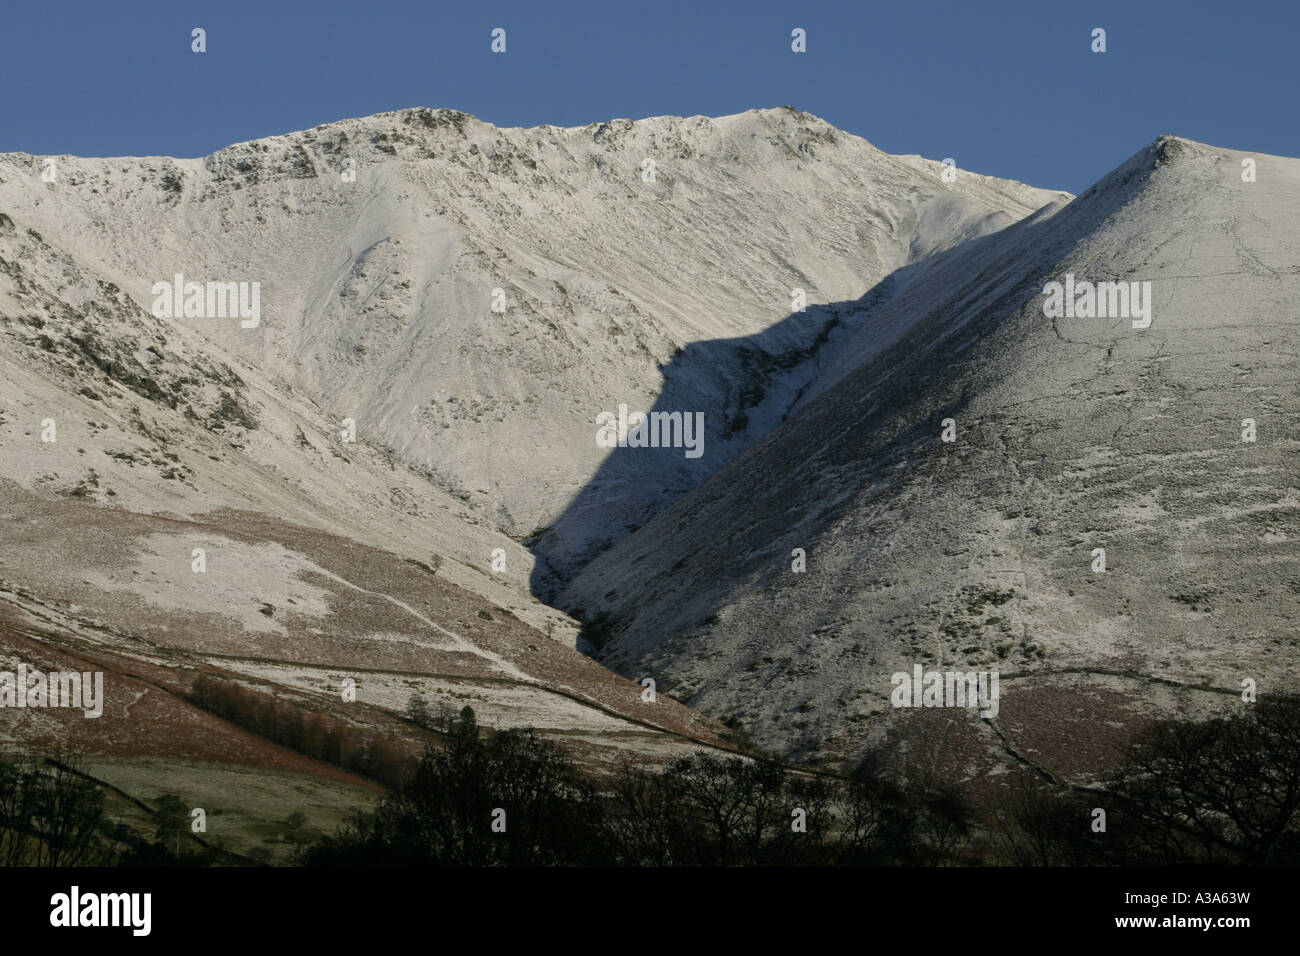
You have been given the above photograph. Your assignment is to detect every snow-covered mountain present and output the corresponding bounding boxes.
[563,135,1300,775]
[0,106,1062,594]
[24,107,1265,791]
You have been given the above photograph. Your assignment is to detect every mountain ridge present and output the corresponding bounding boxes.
[561,130,1300,772]
[0,105,1066,592]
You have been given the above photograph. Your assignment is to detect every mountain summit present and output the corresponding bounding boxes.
[563,134,1300,775]
[0,107,1063,595]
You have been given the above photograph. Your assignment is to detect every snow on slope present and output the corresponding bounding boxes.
[0,214,571,639]
[562,136,1300,771]
[0,106,1062,587]
[0,106,1077,773]
[0,480,734,773]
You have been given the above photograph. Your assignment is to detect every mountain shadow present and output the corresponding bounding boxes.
[526,181,1084,648]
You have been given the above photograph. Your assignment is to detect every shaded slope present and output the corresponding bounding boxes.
[563,136,1300,770]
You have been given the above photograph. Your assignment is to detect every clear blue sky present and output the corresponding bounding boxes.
[3,0,1295,193]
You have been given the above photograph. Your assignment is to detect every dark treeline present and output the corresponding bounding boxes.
[0,752,232,866]
[998,693,1300,866]
[305,696,1300,866]
[7,695,1297,866]
[188,674,417,789]
[301,708,981,865]
[0,753,114,866]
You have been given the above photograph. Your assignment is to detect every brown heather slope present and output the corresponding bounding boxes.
[0,480,735,783]
[0,614,380,789]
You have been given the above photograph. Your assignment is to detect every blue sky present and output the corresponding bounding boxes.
[3,0,1295,193]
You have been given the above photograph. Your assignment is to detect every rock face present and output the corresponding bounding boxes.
[562,136,1300,772]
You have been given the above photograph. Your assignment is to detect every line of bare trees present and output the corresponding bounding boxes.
[995,693,1300,865]
[10,691,1296,866]
[0,753,115,865]
[187,674,416,789]
[305,695,1300,866]
[304,707,975,866]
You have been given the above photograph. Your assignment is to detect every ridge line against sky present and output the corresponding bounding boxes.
[1,0,1296,195]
